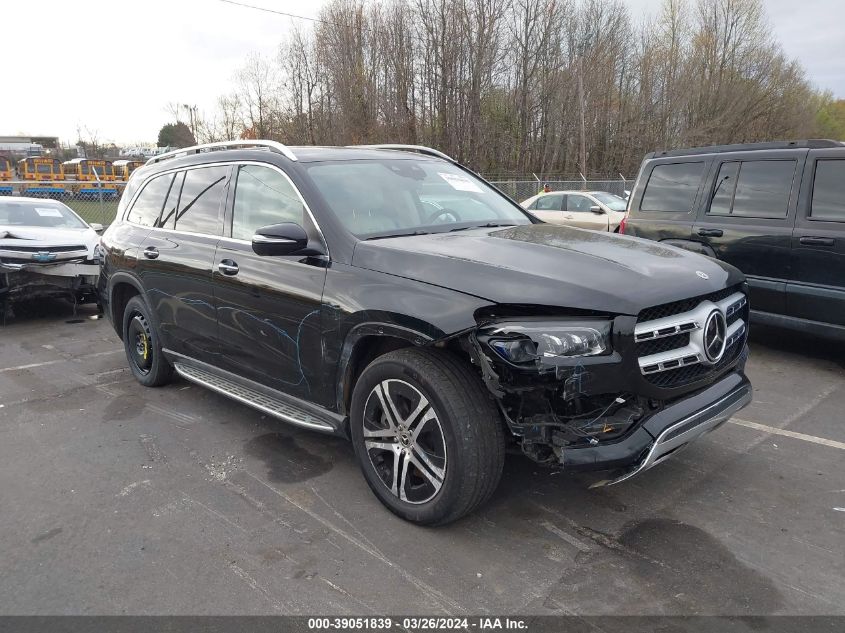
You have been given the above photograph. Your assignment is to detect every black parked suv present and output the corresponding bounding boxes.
[623,139,845,339]
[99,141,752,524]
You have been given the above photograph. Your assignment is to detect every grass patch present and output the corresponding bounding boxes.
[65,198,119,226]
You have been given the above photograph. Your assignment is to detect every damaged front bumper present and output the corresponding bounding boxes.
[464,310,752,483]
[0,261,100,304]
[566,371,752,486]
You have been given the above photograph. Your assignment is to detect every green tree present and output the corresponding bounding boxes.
[816,98,845,140]
[157,122,196,148]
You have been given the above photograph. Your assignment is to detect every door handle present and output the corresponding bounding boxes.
[799,236,834,247]
[217,259,239,275]
[698,228,723,237]
[142,246,159,259]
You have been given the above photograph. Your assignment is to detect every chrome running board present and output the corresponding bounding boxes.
[173,362,336,433]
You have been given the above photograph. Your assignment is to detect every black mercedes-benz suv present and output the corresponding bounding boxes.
[99,141,752,525]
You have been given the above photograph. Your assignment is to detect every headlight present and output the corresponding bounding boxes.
[479,320,612,365]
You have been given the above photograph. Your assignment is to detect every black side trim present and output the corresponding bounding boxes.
[750,310,845,342]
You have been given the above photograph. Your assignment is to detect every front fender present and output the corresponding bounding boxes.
[321,263,493,412]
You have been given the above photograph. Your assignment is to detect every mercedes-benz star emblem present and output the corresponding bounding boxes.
[703,310,727,363]
[696,270,709,280]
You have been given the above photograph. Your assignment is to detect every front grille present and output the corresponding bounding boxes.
[3,245,86,253]
[637,332,690,357]
[645,337,744,388]
[638,285,740,323]
[636,286,747,389]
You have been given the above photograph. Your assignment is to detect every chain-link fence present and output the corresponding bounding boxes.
[0,181,125,227]
[487,178,631,203]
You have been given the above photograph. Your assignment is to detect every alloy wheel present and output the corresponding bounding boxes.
[362,379,447,504]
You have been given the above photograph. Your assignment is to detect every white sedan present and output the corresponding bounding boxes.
[520,190,628,231]
[0,197,102,310]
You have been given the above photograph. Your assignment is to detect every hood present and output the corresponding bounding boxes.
[352,224,744,316]
[0,225,99,260]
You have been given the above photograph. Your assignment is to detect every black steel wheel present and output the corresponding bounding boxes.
[121,295,173,387]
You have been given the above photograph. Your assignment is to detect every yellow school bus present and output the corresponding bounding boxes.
[0,156,13,195]
[18,157,70,198]
[62,158,119,198]
[113,159,144,182]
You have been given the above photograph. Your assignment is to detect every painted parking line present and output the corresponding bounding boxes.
[0,349,122,373]
[0,360,64,373]
[730,418,845,451]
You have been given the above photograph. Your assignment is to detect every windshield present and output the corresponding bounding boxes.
[0,200,87,229]
[591,192,628,211]
[306,159,531,237]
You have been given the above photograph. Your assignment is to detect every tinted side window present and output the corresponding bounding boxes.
[232,165,304,240]
[535,194,562,211]
[731,160,795,218]
[708,162,739,216]
[127,173,173,227]
[175,166,227,235]
[811,160,845,222]
[157,171,184,230]
[640,162,705,212]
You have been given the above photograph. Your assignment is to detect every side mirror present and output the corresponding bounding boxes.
[252,223,326,257]
[252,223,311,256]
[90,223,104,233]
[589,205,604,215]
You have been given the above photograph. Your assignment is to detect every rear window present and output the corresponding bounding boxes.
[707,160,795,219]
[172,166,227,235]
[535,194,563,211]
[640,162,705,212]
[127,173,173,227]
[811,159,845,222]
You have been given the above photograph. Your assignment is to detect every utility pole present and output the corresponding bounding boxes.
[183,104,198,140]
[578,35,591,190]
[578,55,586,189]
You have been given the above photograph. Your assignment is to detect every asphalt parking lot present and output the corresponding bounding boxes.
[1,301,843,616]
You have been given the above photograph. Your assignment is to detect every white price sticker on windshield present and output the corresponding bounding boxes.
[438,172,483,193]
[35,208,63,217]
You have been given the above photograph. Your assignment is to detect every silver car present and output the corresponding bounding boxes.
[520,190,628,231]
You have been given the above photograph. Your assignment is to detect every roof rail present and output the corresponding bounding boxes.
[648,139,844,159]
[145,140,297,166]
[349,144,457,163]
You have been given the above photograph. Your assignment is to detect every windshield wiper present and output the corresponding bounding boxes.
[448,222,517,232]
[365,230,431,240]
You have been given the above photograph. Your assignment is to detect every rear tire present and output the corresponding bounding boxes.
[122,295,173,387]
[350,348,505,525]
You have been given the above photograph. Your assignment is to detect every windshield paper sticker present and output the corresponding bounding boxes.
[35,208,64,217]
[438,172,483,193]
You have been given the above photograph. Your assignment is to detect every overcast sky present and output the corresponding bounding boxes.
[2,0,842,145]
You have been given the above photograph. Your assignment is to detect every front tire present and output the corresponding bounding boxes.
[350,348,505,525]
[122,295,173,387]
